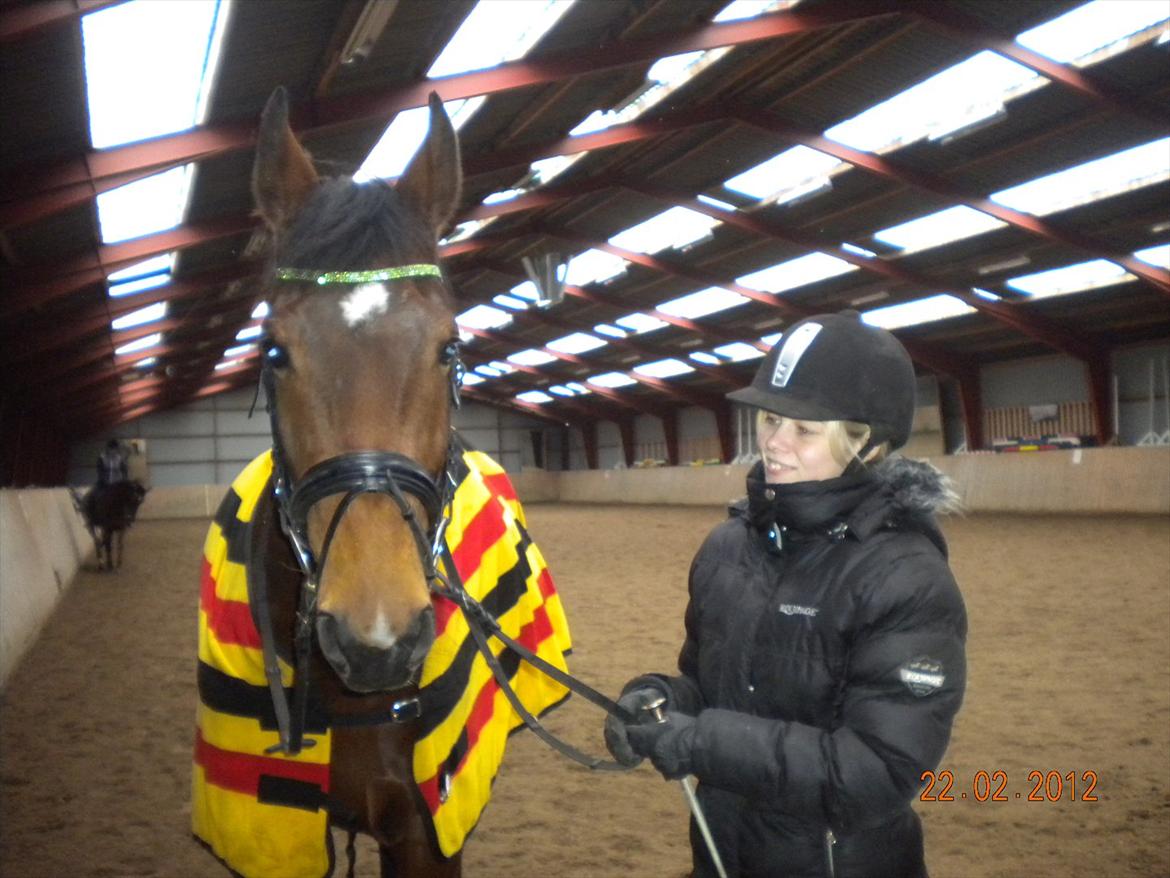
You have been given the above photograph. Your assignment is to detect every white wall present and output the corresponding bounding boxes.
[70,392,545,488]
[0,489,92,688]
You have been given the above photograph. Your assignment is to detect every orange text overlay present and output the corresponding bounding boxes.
[919,769,1099,803]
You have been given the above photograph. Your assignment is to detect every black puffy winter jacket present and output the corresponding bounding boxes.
[645,457,967,878]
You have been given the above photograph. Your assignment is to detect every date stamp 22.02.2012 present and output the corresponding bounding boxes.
[919,769,1099,803]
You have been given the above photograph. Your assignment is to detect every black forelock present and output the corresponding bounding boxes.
[275,176,433,271]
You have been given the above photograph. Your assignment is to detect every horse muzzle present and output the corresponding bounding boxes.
[316,604,436,693]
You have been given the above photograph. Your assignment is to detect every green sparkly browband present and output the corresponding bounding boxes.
[274,264,442,285]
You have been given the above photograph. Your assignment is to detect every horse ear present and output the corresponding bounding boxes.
[397,92,462,239]
[253,86,320,230]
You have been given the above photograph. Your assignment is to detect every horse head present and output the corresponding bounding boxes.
[253,87,462,693]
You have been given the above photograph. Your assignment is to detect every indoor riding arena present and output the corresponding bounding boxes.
[2,3,1168,878]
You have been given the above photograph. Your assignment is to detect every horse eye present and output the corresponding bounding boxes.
[263,338,290,369]
[439,340,461,366]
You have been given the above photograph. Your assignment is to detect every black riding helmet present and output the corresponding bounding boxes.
[727,310,916,451]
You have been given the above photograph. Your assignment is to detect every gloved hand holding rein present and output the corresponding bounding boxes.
[602,682,672,768]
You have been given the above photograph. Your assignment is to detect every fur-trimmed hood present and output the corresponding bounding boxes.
[870,455,961,517]
[736,454,960,557]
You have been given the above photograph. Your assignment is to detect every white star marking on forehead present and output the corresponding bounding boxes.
[340,282,390,327]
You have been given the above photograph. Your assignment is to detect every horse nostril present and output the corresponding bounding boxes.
[406,604,436,667]
[316,612,351,675]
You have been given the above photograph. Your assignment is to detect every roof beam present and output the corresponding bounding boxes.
[628,182,1108,366]
[740,108,1170,297]
[542,229,809,323]
[905,1,1170,128]
[0,0,120,43]
[2,216,257,319]
[462,261,744,386]
[0,5,896,229]
[2,263,255,364]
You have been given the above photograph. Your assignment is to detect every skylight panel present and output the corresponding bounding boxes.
[84,2,232,247]
[647,52,705,85]
[456,304,513,331]
[689,351,723,366]
[992,138,1170,216]
[1006,259,1136,299]
[615,313,668,335]
[223,343,255,359]
[862,295,976,329]
[214,358,243,372]
[634,358,695,379]
[874,206,1008,254]
[547,382,590,397]
[724,146,845,203]
[134,357,158,370]
[111,301,167,331]
[820,2,1166,160]
[358,1,574,181]
[108,254,173,283]
[475,364,505,378]
[697,194,738,212]
[108,271,172,298]
[428,1,574,77]
[251,302,269,319]
[236,325,262,341]
[527,3,755,187]
[588,372,638,389]
[1016,0,1169,64]
[1135,243,1170,268]
[826,52,1034,154]
[841,242,877,258]
[712,342,766,362]
[517,390,554,404]
[115,333,162,356]
[83,0,232,149]
[489,360,514,374]
[461,372,486,386]
[760,332,784,346]
[96,167,189,244]
[483,188,525,205]
[565,249,627,286]
[608,207,721,254]
[657,287,748,319]
[594,323,628,339]
[547,332,607,355]
[493,294,530,310]
[508,349,558,367]
[500,282,535,303]
[737,252,857,293]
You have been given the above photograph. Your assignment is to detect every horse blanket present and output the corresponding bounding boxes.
[192,444,573,877]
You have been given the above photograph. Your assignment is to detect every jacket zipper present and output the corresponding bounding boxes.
[824,829,837,878]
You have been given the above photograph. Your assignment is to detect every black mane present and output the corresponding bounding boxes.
[275,176,433,271]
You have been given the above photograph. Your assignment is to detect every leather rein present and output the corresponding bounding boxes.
[251,261,635,772]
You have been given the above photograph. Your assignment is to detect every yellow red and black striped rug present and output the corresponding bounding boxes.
[192,443,572,878]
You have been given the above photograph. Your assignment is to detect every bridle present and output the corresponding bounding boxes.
[254,262,635,770]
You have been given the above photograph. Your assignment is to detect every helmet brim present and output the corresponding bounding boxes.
[726,385,845,422]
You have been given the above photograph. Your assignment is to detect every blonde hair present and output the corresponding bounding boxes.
[756,411,888,468]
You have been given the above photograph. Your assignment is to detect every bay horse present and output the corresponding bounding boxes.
[195,87,484,878]
[71,481,147,571]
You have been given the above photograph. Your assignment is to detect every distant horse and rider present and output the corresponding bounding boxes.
[191,88,629,878]
[71,439,147,571]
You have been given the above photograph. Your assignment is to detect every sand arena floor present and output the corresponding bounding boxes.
[1,505,1167,877]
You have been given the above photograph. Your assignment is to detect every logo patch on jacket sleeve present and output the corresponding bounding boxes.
[898,657,945,697]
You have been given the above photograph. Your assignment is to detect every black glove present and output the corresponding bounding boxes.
[626,710,698,780]
[603,686,667,767]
